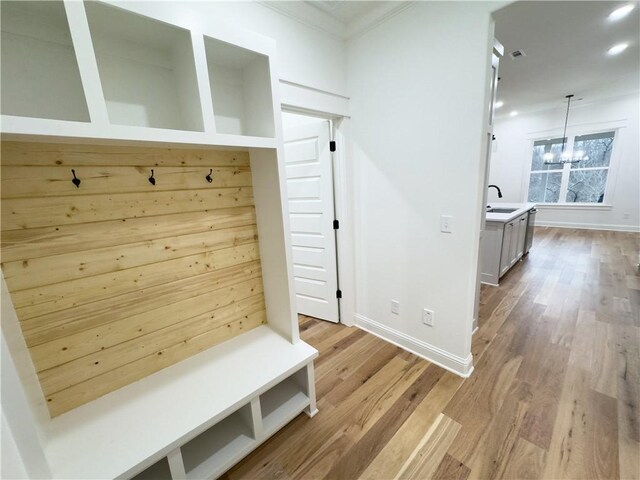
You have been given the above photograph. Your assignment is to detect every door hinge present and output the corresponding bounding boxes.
[333,219,339,230]
[336,289,342,299]
[329,140,336,152]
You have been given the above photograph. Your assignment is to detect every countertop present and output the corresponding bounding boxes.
[485,202,537,223]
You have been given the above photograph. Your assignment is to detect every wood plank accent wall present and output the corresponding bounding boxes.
[1,142,267,417]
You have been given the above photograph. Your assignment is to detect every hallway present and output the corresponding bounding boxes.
[227,227,639,479]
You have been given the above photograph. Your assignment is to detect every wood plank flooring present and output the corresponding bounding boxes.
[226,227,639,480]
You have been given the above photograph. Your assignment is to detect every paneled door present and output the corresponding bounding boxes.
[284,120,339,323]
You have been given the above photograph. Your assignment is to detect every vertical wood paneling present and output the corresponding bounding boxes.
[0,142,266,417]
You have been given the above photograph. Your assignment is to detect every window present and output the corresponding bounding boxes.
[566,132,614,203]
[527,138,564,203]
[527,131,615,204]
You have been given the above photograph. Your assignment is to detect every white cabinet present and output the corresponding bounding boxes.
[481,209,532,286]
[515,214,528,259]
[499,212,529,277]
[500,220,515,277]
[509,220,519,267]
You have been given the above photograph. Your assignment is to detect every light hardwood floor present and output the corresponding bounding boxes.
[227,227,639,480]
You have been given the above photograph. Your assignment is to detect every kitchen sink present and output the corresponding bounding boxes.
[487,207,519,213]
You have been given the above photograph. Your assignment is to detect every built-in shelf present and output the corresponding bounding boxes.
[130,457,172,480]
[1,3,317,479]
[84,1,203,132]
[260,373,310,436]
[0,1,89,122]
[40,327,316,479]
[182,404,255,480]
[204,36,274,138]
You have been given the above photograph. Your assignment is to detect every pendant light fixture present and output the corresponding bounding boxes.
[543,94,587,165]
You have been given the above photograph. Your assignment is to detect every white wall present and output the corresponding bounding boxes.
[347,2,502,373]
[1,414,28,480]
[490,93,640,231]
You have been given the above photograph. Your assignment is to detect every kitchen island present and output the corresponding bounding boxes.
[481,203,537,286]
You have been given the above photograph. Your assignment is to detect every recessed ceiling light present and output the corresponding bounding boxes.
[609,4,635,21]
[495,101,504,109]
[608,42,629,55]
[509,111,518,117]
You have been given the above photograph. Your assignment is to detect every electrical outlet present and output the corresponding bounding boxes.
[623,212,630,219]
[422,308,434,326]
[440,215,453,233]
[391,300,400,315]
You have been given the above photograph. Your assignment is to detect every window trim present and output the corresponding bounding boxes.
[522,119,627,206]
[535,203,613,211]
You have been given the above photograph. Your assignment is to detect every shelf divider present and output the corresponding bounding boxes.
[167,448,186,480]
[250,396,264,440]
[63,0,108,126]
[191,31,217,134]
[304,363,319,418]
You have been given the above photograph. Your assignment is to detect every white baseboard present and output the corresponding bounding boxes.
[353,314,474,378]
[537,220,640,233]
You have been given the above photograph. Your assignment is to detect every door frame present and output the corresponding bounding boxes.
[281,107,355,326]
[473,39,504,333]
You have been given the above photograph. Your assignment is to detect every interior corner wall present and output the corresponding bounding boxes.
[489,93,640,231]
[1,413,28,480]
[112,1,347,98]
[346,2,500,370]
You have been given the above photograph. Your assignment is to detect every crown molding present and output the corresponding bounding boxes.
[258,1,416,40]
[347,2,416,39]
[257,1,346,38]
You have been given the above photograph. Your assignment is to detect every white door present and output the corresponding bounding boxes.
[284,120,339,323]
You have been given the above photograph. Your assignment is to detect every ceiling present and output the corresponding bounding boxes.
[493,1,640,117]
[305,1,391,24]
[261,1,409,38]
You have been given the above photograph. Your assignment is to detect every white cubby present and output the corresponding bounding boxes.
[205,37,275,138]
[260,370,310,436]
[1,3,318,479]
[0,1,89,122]
[84,1,203,132]
[130,458,172,480]
[181,403,255,480]
[26,327,317,479]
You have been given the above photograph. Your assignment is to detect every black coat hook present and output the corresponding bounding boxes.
[71,169,81,188]
[148,169,156,185]
[206,169,213,183]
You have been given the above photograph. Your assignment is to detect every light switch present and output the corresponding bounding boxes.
[440,215,453,233]
[391,300,400,315]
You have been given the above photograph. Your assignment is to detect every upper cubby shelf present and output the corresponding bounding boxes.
[0,1,90,122]
[84,1,204,132]
[205,37,275,138]
[0,0,280,149]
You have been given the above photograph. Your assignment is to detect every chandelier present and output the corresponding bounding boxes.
[543,94,588,165]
